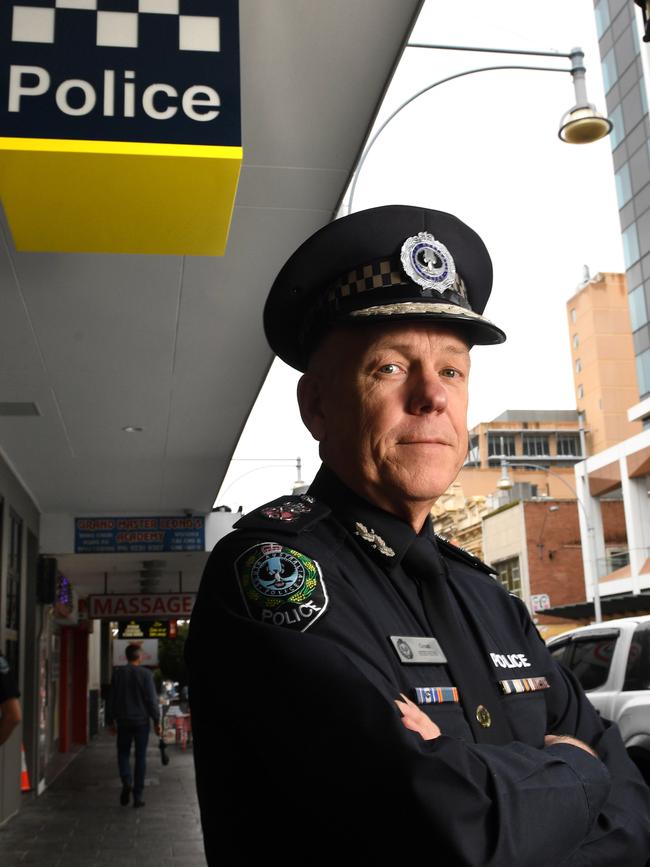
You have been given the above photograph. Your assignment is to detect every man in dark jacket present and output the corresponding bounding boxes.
[107,644,161,807]
[187,205,650,865]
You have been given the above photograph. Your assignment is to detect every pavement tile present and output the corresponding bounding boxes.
[1,732,207,866]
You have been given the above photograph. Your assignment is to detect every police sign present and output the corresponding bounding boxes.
[0,0,242,254]
[1,0,240,146]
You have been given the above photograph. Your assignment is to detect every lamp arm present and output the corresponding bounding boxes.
[347,64,569,214]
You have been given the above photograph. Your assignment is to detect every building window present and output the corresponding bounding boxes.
[570,308,577,324]
[632,17,641,54]
[628,284,648,332]
[575,358,582,373]
[594,0,610,38]
[601,47,617,93]
[636,348,650,397]
[465,434,480,466]
[623,224,641,267]
[573,333,579,349]
[522,434,549,457]
[615,163,632,208]
[606,546,630,572]
[556,433,581,457]
[577,384,584,399]
[495,557,522,597]
[610,104,625,149]
[487,433,516,459]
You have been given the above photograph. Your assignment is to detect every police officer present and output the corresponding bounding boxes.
[187,205,650,865]
[0,652,22,747]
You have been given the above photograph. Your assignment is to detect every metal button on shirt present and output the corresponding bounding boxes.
[476,705,492,728]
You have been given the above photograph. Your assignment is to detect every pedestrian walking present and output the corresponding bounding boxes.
[107,644,161,807]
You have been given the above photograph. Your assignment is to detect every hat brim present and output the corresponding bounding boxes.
[346,300,506,346]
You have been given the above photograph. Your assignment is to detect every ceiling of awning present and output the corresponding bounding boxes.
[0,0,423,517]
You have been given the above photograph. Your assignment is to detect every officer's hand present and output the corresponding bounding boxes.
[108,724,117,736]
[154,724,162,737]
[395,693,441,741]
[544,733,598,758]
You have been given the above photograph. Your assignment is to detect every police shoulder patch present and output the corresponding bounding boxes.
[235,542,328,632]
[0,656,9,675]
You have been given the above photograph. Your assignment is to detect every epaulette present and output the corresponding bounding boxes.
[435,534,498,579]
[234,494,330,533]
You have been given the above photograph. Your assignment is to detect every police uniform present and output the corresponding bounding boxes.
[187,206,650,865]
[0,655,20,706]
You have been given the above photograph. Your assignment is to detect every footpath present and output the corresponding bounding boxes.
[0,731,207,866]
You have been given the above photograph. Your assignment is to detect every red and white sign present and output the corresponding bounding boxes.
[88,593,195,620]
[531,593,551,613]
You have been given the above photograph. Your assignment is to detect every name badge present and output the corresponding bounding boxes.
[389,635,447,664]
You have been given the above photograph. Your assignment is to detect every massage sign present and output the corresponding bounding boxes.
[0,0,242,254]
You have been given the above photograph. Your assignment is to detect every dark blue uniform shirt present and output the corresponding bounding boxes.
[187,465,650,866]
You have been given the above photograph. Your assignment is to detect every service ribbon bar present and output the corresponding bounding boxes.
[498,676,550,695]
[414,686,459,705]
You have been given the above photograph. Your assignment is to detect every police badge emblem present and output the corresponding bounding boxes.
[400,232,457,296]
[235,542,328,631]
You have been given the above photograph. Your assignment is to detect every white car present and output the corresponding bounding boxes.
[547,615,650,784]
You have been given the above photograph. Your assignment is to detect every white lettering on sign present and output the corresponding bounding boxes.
[142,83,178,120]
[182,85,220,122]
[7,65,221,122]
[55,79,96,116]
[88,593,196,619]
[490,652,531,669]
[8,65,49,112]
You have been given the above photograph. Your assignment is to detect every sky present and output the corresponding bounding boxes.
[216,0,628,512]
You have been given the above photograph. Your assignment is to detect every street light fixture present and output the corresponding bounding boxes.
[347,43,611,213]
[558,48,613,143]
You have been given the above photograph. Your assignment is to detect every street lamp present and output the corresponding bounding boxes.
[497,460,602,622]
[347,43,611,214]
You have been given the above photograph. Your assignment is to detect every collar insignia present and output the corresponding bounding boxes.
[354,522,396,558]
[400,232,457,296]
[260,496,314,522]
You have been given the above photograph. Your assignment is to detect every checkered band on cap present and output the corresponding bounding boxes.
[321,255,471,314]
[325,257,407,310]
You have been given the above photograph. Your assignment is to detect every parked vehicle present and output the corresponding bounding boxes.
[547,615,650,784]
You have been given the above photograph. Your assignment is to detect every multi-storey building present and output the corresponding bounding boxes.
[567,271,642,453]
[459,409,584,499]
[593,1,650,412]
[565,2,650,619]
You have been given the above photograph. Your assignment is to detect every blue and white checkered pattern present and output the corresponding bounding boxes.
[11,1,220,51]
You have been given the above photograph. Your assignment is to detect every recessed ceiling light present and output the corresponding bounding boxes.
[122,426,143,433]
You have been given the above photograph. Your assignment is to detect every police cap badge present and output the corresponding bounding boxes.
[264,204,506,371]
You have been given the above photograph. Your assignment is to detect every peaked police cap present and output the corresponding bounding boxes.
[264,204,506,371]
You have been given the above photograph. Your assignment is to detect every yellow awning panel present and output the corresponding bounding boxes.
[0,137,242,255]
